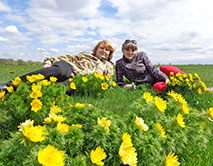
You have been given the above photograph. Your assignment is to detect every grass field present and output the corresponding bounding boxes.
[0,60,212,165]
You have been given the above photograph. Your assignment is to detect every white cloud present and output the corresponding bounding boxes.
[0,36,9,42]
[5,25,19,34]
[0,1,11,12]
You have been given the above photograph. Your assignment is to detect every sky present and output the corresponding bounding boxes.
[0,0,213,64]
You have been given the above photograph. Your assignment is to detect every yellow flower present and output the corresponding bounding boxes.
[30,90,42,98]
[72,124,83,128]
[208,107,213,117]
[98,117,111,133]
[69,78,73,82]
[194,73,200,80]
[82,76,88,83]
[22,125,46,142]
[90,146,107,166]
[197,88,202,94]
[50,76,58,83]
[38,144,65,166]
[57,123,69,133]
[165,152,180,166]
[188,73,193,82]
[50,104,61,114]
[154,96,167,112]
[156,122,166,138]
[6,86,14,93]
[119,133,138,166]
[31,98,43,112]
[101,83,109,90]
[105,73,111,81]
[135,117,149,131]
[18,119,34,131]
[94,72,98,78]
[70,82,76,90]
[75,102,86,108]
[27,75,38,83]
[43,116,52,124]
[40,79,51,86]
[12,76,21,86]
[143,92,153,104]
[181,104,189,114]
[176,113,185,128]
[97,73,105,80]
[37,74,45,80]
[0,90,6,99]
[112,81,117,87]
[52,115,66,123]
[32,83,42,91]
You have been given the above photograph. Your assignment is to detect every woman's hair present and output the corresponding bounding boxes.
[92,40,114,61]
[122,39,138,51]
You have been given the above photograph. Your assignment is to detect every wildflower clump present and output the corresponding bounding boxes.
[68,73,116,96]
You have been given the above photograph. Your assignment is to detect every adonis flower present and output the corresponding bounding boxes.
[30,90,42,98]
[90,146,107,166]
[52,115,66,123]
[156,122,166,138]
[50,76,58,83]
[181,104,190,114]
[98,117,111,133]
[38,144,65,166]
[22,125,46,142]
[119,133,138,166]
[165,152,180,166]
[143,92,153,104]
[50,104,61,114]
[111,81,117,87]
[176,113,185,128]
[6,86,14,93]
[12,76,21,86]
[0,90,6,99]
[27,75,38,83]
[105,73,111,81]
[135,117,149,131]
[154,96,167,112]
[101,83,109,90]
[31,98,43,112]
[32,83,42,91]
[40,79,51,86]
[208,107,213,117]
[70,82,76,90]
[97,73,105,80]
[72,124,83,128]
[75,103,86,108]
[82,76,88,83]
[18,119,34,131]
[57,123,69,133]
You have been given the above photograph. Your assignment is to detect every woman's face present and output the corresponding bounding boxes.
[96,44,110,60]
[123,48,136,60]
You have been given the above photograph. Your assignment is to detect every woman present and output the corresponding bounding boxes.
[0,40,114,93]
[116,39,168,89]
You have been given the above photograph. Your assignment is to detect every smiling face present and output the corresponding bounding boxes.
[122,48,136,60]
[95,43,110,60]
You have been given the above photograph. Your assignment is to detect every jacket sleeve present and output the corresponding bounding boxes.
[142,53,168,81]
[115,60,125,87]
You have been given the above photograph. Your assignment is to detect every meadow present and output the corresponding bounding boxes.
[0,60,212,166]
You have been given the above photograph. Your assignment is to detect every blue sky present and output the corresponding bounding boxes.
[0,0,213,64]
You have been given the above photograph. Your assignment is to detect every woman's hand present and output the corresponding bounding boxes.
[124,83,136,89]
[42,64,51,68]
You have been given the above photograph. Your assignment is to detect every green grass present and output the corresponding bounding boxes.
[0,61,212,165]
